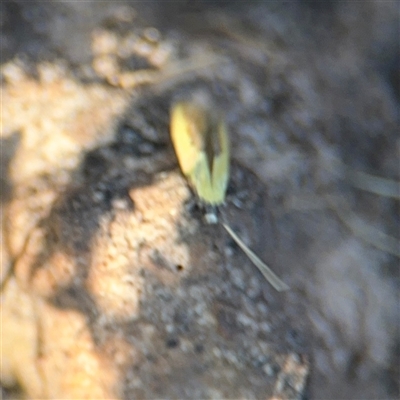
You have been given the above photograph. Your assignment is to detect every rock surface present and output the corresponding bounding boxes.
[1,1,398,399]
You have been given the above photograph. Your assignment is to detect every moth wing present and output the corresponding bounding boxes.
[170,102,204,176]
[190,151,215,203]
[210,118,230,204]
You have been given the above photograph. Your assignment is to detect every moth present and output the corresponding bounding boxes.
[170,100,229,206]
[170,99,289,292]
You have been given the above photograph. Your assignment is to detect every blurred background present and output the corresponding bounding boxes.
[1,1,399,399]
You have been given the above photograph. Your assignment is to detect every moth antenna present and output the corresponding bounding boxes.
[222,223,289,292]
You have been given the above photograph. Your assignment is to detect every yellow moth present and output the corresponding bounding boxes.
[170,99,289,292]
[170,101,229,206]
